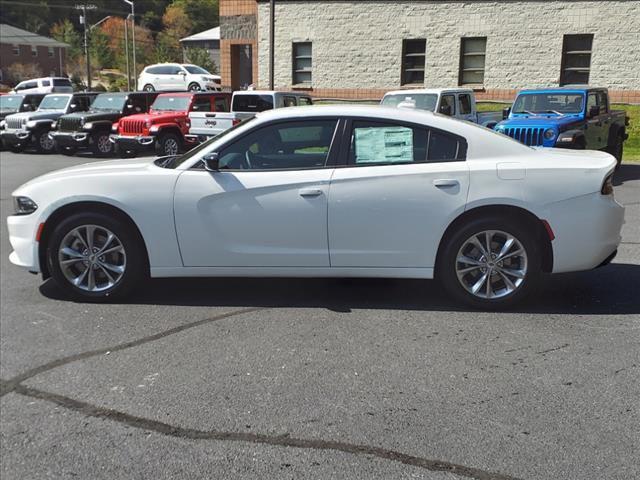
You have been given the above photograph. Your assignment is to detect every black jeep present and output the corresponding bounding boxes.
[51,92,158,156]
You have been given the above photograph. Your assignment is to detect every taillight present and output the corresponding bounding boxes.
[601,173,614,195]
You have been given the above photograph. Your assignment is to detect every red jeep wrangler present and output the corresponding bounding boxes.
[110,91,231,157]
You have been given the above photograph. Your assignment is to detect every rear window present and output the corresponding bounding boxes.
[232,94,274,112]
[53,78,72,87]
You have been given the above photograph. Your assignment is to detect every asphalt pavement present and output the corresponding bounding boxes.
[1,151,639,480]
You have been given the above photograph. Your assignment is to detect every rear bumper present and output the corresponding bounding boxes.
[50,131,90,147]
[547,192,625,273]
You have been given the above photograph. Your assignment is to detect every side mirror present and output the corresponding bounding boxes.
[439,105,453,116]
[588,105,600,118]
[502,107,511,119]
[179,71,187,76]
[203,152,219,171]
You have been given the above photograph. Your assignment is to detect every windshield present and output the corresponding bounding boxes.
[151,96,191,112]
[381,93,438,111]
[0,95,25,112]
[184,65,210,75]
[232,94,274,112]
[91,94,127,111]
[157,118,255,169]
[38,95,70,110]
[512,93,584,114]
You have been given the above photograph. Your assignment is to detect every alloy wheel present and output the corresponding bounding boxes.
[96,134,112,154]
[455,230,528,299]
[39,132,55,151]
[58,225,127,292]
[164,138,179,156]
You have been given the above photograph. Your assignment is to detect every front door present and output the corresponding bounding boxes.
[328,119,470,268]
[174,119,340,267]
[585,92,605,149]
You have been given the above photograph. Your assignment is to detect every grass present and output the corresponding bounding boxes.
[477,102,640,163]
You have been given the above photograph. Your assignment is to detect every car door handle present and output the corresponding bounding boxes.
[433,179,459,188]
[299,188,323,197]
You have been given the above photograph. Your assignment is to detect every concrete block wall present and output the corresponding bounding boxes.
[256,0,640,102]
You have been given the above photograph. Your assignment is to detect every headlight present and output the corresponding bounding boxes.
[111,124,118,132]
[145,120,152,128]
[149,125,159,133]
[0,120,6,128]
[544,128,556,140]
[26,120,37,129]
[51,120,57,129]
[83,122,93,130]
[13,196,38,215]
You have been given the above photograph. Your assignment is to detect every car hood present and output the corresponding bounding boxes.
[14,158,159,194]
[6,110,65,121]
[63,111,121,122]
[498,114,581,129]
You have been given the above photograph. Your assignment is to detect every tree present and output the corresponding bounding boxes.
[172,0,219,34]
[51,19,83,75]
[89,28,115,71]
[185,48,218,74]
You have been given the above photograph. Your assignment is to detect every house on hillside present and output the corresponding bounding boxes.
[180,27,221,72]
[0,24,68,85]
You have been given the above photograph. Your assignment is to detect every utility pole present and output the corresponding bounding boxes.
[124,19,131,90]
[124,1,136,88]
[80,5,91,90]
[269,0,275,89]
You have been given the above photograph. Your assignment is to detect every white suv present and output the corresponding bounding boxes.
[11,77,73,94]
[137,64,221,92]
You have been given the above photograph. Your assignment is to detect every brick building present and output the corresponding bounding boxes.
[220,0,640,103]
[0,24,68,86]
[219,0,259,90]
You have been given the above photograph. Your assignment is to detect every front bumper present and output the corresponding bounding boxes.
[1,128,32,146]
[110,134,155,152]
[7,213,41,272]
[50,131,90,148]
[548,192,625,273]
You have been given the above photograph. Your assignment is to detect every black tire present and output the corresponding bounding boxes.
[437,216,542,310]
[187,82,201,92]
[34,129,55,153]
[56,144,77,156]
[46,211,146,302]
[143,84,155,92]
[608,133,624,167]
[9,144,25,153]
[90,131,114,157]
[155,132,181,156]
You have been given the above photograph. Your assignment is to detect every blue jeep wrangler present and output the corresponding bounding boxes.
[495,87,629,166]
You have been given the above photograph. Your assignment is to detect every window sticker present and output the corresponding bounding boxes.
[354,126,413,163]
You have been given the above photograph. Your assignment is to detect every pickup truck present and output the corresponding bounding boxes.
[50,91,158,156]
[185,90,313,143]
[110,91,231,157]
[0,93,46,150]
[380,88,502,128]
[0,92,97,153]
[495,87,629,165]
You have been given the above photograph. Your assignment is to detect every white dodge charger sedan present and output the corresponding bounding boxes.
[7,106,624,308]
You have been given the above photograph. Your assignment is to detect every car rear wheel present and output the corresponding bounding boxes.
[438,217,541,310]
[608,133,624,167]
[35,129,55,153]
[47,212,146,301]
[143,84,155,92]
[155,133,181,156]
[91,132,114,157]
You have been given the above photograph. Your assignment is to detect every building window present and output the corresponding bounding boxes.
[459,37,487,86]
[48,46,54,57]
[31,45,37,57]
[12,44,19,55]
[560,34,593,86]
[401,39,426,85]
[292,42,312,86]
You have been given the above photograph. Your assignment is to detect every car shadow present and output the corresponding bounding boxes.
[613,163,640,186]
[39,262,640,315]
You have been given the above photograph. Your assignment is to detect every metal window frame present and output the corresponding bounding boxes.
[458,37,487,87]
[401,38,426,86]
[559,34,594,86]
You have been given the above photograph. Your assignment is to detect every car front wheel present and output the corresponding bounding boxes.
[438,217,541,309]
[91,132,114,157]
[155,133,181,156]
[35,129,55,153]
[47,212,146,301]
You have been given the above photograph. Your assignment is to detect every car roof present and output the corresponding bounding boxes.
[383,88,474,96]
[518,86,607,95]
[233,90,311,96]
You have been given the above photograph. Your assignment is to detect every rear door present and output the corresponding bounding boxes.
[457,93,476,122]
[328,118,469,268]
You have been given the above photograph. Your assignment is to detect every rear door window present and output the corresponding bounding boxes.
[439,95,455,116]
[298,97,313,106]
[192,96,212,112]
[458,94,472,115]
[53,78,72,87]
[283,96,297,107]
[232,94,274,112]
[214,97,229,112]
[42,79,51,87]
